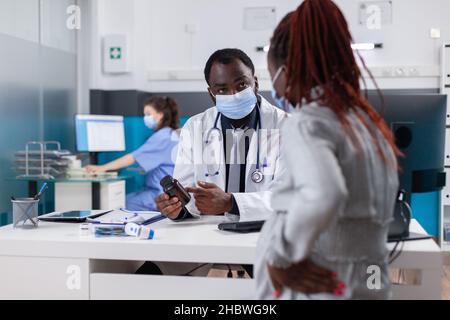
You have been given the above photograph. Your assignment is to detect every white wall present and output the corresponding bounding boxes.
[81,0,450,96]
[0,0,77,52]
[40,0,78,53]
[0,0,40,43]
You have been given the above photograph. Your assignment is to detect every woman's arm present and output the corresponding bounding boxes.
[85,154,136,173]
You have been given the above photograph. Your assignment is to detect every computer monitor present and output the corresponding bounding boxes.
[367,93,447,204]
[75,115,126,152]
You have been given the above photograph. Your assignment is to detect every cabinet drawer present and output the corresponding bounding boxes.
[101,181,125,197]
[443,169,450,205]
[445,129,450,166]
[107,198,126,210]
[106,187,125,202]
[90,273,255,300]
[0,256,89,299]
[100,181,126,209]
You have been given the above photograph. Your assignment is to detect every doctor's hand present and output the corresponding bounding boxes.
[186,181,233,215]
[267,259,345,298]
[155,193,182,219]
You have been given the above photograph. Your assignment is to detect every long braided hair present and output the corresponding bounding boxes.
[269,0,401,163]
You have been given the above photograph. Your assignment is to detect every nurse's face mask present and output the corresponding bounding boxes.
[214,87,257,120]
[144,115,157,130]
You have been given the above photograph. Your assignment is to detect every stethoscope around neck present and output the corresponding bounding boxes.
[204,107,264,184]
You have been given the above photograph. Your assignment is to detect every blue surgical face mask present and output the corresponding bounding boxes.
[271,66,296,113]
[144,115,157,130]
[271,88,286,110]
[215,87,257,120]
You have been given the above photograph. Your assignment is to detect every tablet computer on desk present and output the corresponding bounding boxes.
[218,220,265,233]
[38,210,111,223]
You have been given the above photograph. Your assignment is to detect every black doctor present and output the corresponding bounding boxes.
[155,48,286,222]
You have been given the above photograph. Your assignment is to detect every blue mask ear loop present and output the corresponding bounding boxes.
[271,66,289,112]
[272,66,284,86]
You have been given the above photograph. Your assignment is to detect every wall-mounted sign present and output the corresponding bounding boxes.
[243,7,277,31]
[359,1,393,30]
[103,34,130,74]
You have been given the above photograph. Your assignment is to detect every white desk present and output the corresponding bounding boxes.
[388,220,442,299]
[0,217,441,300]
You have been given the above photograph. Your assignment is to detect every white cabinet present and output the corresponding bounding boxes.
[446,108,450,127]
[90,273,255,300]
[55,180,126,211]
[443,169,450,206]
[0,256,89,300]
[444,45,450,89]
[100,181,126,210]
[445,45,450,126]
[440,44,450,248]
[445,129,450,167]
[55,182,92,211]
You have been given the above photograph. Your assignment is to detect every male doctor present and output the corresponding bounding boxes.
[155,48,287,222]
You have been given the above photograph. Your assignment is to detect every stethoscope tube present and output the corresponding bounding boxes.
[204,105,264,183]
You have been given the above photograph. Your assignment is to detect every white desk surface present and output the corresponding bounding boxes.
[0,216,439,265]
[388,220,440,252]
[0,214,259,264]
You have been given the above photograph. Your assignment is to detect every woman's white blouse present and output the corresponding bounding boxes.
[255,102,399,300]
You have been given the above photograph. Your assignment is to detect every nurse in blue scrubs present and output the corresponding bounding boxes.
[85,96,180,211]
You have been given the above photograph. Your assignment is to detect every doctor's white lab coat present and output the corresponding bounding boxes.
[173,97,287,221]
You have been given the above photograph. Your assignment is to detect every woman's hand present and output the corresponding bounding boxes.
[267,259,345,297]
[84,165,107,174]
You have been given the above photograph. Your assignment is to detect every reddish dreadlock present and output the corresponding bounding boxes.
[269,0,401,163]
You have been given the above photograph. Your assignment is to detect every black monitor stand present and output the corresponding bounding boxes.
[89,152,98,165]
[89,152,101,210]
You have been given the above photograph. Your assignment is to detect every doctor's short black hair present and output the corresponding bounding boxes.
[204,48,255,85]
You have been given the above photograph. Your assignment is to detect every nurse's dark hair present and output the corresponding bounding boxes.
[204,48,255,85]
[268,0,401,164]
[144,96,180,130]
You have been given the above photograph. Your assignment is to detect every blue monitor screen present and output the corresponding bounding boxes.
[75,115,126,152]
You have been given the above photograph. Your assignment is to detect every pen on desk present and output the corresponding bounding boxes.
[120,208,138,214]
[87,220,124,226]
[34,183,48,200]
[141,214,166,225]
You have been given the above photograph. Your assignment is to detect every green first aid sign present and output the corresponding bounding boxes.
[110,47,122,59]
